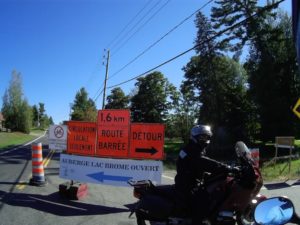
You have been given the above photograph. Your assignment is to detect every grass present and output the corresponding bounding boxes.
[0,129,45,149]
[261,158,300,181]
[163,139,183,170]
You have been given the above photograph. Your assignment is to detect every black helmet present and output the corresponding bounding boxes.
[190,125,212,146]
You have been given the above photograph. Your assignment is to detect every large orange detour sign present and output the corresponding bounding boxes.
[66,109,165,159]
[129,123,164,160]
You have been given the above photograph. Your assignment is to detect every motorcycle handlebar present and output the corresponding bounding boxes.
[291,212,300,224]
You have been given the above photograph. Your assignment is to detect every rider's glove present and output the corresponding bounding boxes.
[227,166,240,174]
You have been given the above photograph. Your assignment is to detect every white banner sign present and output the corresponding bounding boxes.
[59,154,163,187]
[48,125,68,150]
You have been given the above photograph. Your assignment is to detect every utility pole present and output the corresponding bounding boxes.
[102,49,110,109]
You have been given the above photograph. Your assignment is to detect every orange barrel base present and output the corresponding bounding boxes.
[29,177,47,186]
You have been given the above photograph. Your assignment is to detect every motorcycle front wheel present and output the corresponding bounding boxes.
[136,213,171,225]
[136,215,147,225]
[136,213,157,225]
[236,212,255,225]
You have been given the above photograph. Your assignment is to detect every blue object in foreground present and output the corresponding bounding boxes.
[254,197,294,225]
[87,172,133,183]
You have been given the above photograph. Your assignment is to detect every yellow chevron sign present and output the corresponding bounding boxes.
[293,98,300,119]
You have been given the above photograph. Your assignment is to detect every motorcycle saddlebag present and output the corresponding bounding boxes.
[136,194,174,220]
[59,181,88,200]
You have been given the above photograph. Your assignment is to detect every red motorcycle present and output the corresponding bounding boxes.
[128,141,266,225]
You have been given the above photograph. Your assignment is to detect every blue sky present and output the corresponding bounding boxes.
[0,0,291,124]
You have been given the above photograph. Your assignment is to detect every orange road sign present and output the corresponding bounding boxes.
[96,110,130,158]
[67,121,97,156]
[129,123,165,160]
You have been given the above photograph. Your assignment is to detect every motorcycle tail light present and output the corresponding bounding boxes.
[133,189,141,199]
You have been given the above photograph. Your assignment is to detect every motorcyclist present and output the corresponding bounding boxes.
[174,124,237,225]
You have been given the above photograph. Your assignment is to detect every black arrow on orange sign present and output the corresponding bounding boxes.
[136,147,158,155]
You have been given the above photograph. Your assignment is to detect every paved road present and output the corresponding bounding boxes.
[0,136,299,225]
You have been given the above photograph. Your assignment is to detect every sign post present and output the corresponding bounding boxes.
[274,136,294,177]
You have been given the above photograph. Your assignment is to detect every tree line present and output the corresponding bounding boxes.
[1,71,53,133]
[70,1,300,148]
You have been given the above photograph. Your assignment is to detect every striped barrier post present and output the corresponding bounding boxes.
[29,142,46,186]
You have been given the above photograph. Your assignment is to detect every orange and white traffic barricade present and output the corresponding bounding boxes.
[29,142,46,186]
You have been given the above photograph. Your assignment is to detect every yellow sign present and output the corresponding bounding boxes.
[292,98,300,119]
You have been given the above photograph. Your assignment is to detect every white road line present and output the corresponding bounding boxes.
[162,174,174,180]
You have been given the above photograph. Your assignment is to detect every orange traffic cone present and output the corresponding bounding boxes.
[29,142,46,186]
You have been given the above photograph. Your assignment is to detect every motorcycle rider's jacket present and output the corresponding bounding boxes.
[174,141,230,196]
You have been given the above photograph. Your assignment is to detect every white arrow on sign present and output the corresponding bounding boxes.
[59,154,163,186]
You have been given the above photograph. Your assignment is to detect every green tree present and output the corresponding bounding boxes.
[105,87,129,109]
[1,70,32,133]
[38,103,47,128]
[183,55,249,141]
[48,116,54,125]
[165,84,199,143]
[183,12,251,145]
[70,87,97,122]
[20,99,32,133]
[130,71,174,123]
[32,105,39,127]
[245,11,300,141]
[209,1,300,142]
[32,103,52,129]
[210,0,279,56]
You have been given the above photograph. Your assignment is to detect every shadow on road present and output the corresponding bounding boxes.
[264,179,300,190]
[0,190,129,216]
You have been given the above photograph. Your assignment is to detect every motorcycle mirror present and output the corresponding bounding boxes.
[254,197,294,225]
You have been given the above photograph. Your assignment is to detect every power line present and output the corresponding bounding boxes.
[107,0,285,90]
[111,0,172,57]
[109,0,162,52]
[108,0,214,81]
[84,57,104,89]
[106,0,154,50]
[93,87,104,102]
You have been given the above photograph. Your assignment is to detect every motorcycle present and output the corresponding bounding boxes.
[128,141,266,225]
[254,196,300,225]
